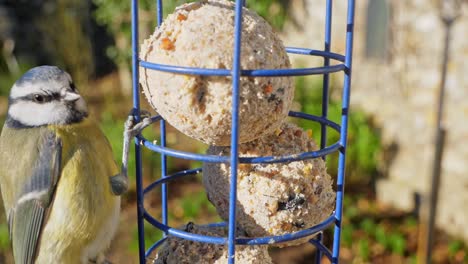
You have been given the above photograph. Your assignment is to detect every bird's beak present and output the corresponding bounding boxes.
[61,89,81,102]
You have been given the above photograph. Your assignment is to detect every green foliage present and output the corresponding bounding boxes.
[448,240,463,257]
[246,0,288,30]
[0,223,10,250]
[166,189,219,223]
[180,190,217,220]
[374,225,387,247]
[144,224,164,250]
[344,204,359,219]
[130,223,163,253]
[360,218,377,236]
[387,232,406,255]
[404,217,418,228]
[370,223,406,256]
[342,196,415,260]
[358,238,370,261]
[408,255,417,264]
[295,76,381,184]
[343,195,353,207]
[341,224,354,247]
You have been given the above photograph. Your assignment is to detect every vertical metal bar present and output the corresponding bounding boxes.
[332,0,355,263]
[320,0,333,156]
[131,0,145,262]
[156,0,163,25]
[228,1,244,263]
[320,6,333,261]
[135,142,145,264]
[424,129,446,262]
[315,232,324,263]
[420,11,454,263]
[155,0,169,235]
[160,121,168,231]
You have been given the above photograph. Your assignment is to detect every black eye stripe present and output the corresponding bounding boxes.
[13,93,61,103]
[50,92,61,100]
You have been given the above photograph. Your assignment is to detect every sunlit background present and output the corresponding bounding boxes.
[0,0,467,263]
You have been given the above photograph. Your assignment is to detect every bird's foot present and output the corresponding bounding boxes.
[110,110,153,196]
[125,110,153,138]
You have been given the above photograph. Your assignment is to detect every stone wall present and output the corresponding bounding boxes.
[282,0,468,242]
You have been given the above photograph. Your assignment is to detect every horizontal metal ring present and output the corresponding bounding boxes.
[137,111,342,164]
[139,47,346,77]
[142,212,336,247]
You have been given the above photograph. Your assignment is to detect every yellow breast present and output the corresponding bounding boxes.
[40,118,120,259]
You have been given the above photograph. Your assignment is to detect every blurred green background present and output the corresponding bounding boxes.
[0,0,466,263]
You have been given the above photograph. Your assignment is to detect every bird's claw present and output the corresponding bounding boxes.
[124,110,153,138]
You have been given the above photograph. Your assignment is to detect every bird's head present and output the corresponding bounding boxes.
[6,66,88,128]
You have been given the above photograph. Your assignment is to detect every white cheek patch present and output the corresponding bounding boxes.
[8,101,69,126]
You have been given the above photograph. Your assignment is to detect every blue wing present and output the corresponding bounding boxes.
[8,131,62,264]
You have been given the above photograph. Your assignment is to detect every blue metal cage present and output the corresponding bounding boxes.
[131,0,356,263]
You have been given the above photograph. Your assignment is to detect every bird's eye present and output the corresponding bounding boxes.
[33,94,45,103]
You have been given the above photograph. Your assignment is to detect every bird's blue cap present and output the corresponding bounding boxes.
[15,66,67,87]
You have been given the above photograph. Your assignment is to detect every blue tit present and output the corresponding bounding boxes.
[0,66,134,264]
